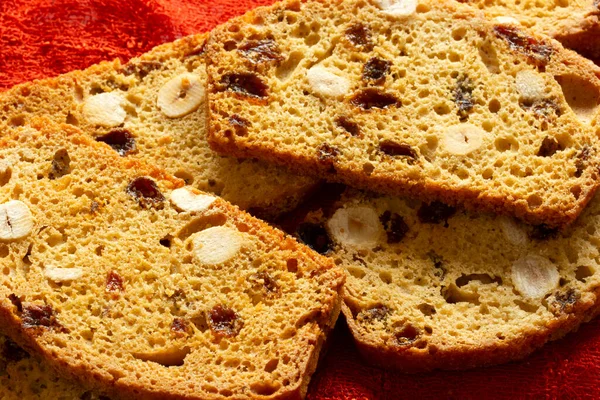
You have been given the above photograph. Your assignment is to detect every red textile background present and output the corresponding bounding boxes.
[1,0,600,398]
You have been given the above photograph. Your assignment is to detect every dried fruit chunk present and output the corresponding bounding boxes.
[379,140,418,163]
[22,304,59,329]
[575,146,592,177]
[221,72,269,98]
[44,267,83,283]
[48,148,71,180]
[374,0,417,17]
[157,73,204,118]
[106,271,124,293]
[417,201,456,225]
[351,88,399,110]
[296,222,332,254]
[192,226,244,265]
[82,92,126,127]
[345,23,374,50]
[327,206,383,247]
[2,338,28,362]
[228,115,250,136]
[363,57,391,85]
[441,124,484,155]
[170,187,216,213]
[171,318,190,337]
[127,177,166,208]
[357,305,390,324]
[208,304,244,337]
[494,25,553,67]
[306,65,350,98]
[317,143,340,168]
[251,271,280,298]
[95,129,137,156]
[515,70,546,105]
[238,39,283,64]
[511,254,559,299]
[454,76,474,121]
[335,116,360,137]
[0,200,34,241]
[380,211,409,243]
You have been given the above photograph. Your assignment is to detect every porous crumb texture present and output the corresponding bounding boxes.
[0,33,317,218]
[293,186,600,371]
[206,0,600,228]
[0,334,107,400]
[466,0,600,62]
[0,120,344,399]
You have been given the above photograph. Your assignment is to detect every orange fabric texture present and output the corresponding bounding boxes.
[1,0,600,398]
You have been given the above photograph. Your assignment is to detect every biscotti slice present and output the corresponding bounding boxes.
[290,185,600,371]
[0,334,107,399]
[0,33,317,218]
[467,0,600,63]
[0,119,344,399]
[206,0,600,228]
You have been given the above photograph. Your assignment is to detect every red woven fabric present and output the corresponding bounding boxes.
[1,0,600,397]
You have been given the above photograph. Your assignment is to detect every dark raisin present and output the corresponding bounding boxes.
[296,223,332,255]
[493,25,553,66]
[529,224,558,240]
[394,324,420,346]
[379,140,418,164]
[345,23,374,51]
[8,294,22,312]
[251,271,280,297]
[357,305,390,324]
[208,305,243,338]
[417,201,456,225]
[522,99,561,120]
[2,338,28,362]
[238,39,283,64]
[351,88,399,110]
[575,146,591,177]
[454,76,474,121]
[105,271,124,293]
[96,129,137,156]
[22,304,57,329]
[221,73,269,98]
[228,115,250,136]
[171,318,189,337]
[120,60,162,79]
[380,211,409,243]
[317,143,340,163]
[537,136,562,157]
[363,57,391,85]
[48,149,71,180]
[126,177,165,208]
[335,116,360,137]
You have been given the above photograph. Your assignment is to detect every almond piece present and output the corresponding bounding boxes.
[511,254,559,299]
[0,200,33,241]
[82,92,127,127]
[441,124,485,155]
[44,267,84,283]
[515,70,547,103]
[498,216,528,246]
[192,226,244,265]
[494,16,520,25]
[327,206,383,247]
[170,187,216,213]
[157,73,204,118]
[306,65,350,99]
[374,0,417,17]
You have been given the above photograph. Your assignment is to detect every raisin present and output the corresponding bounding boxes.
[22,304,57,329]
[48,149,71,180]
[417,201,456,225]
[575,146,591,177]
[238,39,283,64]
[120,60,162,79]
[379,140,418,164]
[522,99,561,120]
[126,177,165,208]
[8,294,22,312]
[494,25,553,66]
[357,305,390,324]
[537,136,562,157]
[208,304,243,338]
[2,338,28,362]
[363,57,391,85]
[228,115,250,136]
[394,324,420,346]
[335,116,360,137]
[529,224,558,240]
[221,73,269,98]
[380,211,409,243]
[317,143,340,172]
[96,129,137,156]
[345,23,374,51]
[551,289,579,314]
[171,318,190,337]
[252,271,280,297]
[454,76,474,121]
[105,271,124,293]
[296,223,332,254]
[351,88,399,110]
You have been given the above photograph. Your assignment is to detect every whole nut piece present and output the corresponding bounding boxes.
[0,200,33,241]
[441,124,485,155]
[82,92,127,127]
[374,0,417,17]
[157,73,204,118]
[495,16,520,25]
[192,226,244,265]
[498,216,528,246]
[327,206,383,248]
[306,65,351,99]
[515,70,547,104]
[170,187,216,212]
[44,267,84,283]
[511,254,559,299]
